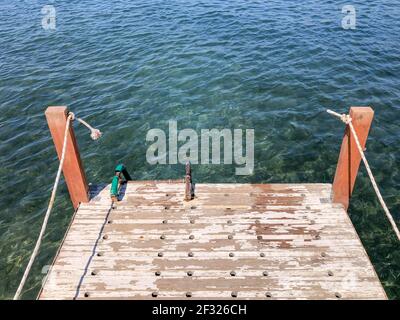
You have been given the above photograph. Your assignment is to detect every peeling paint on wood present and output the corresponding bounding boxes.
[39,182,386,300]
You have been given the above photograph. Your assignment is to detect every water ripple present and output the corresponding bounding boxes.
[0,0,400,299]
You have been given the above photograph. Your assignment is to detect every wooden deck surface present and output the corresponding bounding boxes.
[39,181,386,300]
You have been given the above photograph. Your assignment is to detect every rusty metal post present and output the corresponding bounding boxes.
[45,106,89,209]
[185,162,194,201]
[332,107,374,210]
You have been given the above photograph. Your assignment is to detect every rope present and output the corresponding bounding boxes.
[327,109,400,241]
[13,112,102,300]
[75,116,102,140]
[13,113,73,300]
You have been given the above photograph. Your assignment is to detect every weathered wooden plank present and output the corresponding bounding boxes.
[55,248,366,258]
[39,182,386,300]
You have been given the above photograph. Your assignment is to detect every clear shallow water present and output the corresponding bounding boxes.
[0,0,399,299]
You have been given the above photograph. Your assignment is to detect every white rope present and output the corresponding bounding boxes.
[327,109,400,241]
[13,113,74,300]
[75,116,102,140]
[13,112,102,299]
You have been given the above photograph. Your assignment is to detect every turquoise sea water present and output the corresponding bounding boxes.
[0,0,399,299]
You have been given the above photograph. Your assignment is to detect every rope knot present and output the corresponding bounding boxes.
[73,116,102,140]
[326,109,352,124]
[90,128,102,140]
[340,114,352,124]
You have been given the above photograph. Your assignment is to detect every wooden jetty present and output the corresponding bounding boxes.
[39,106,386,300]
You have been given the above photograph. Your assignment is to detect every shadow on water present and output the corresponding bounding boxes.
[88,183,108,199]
